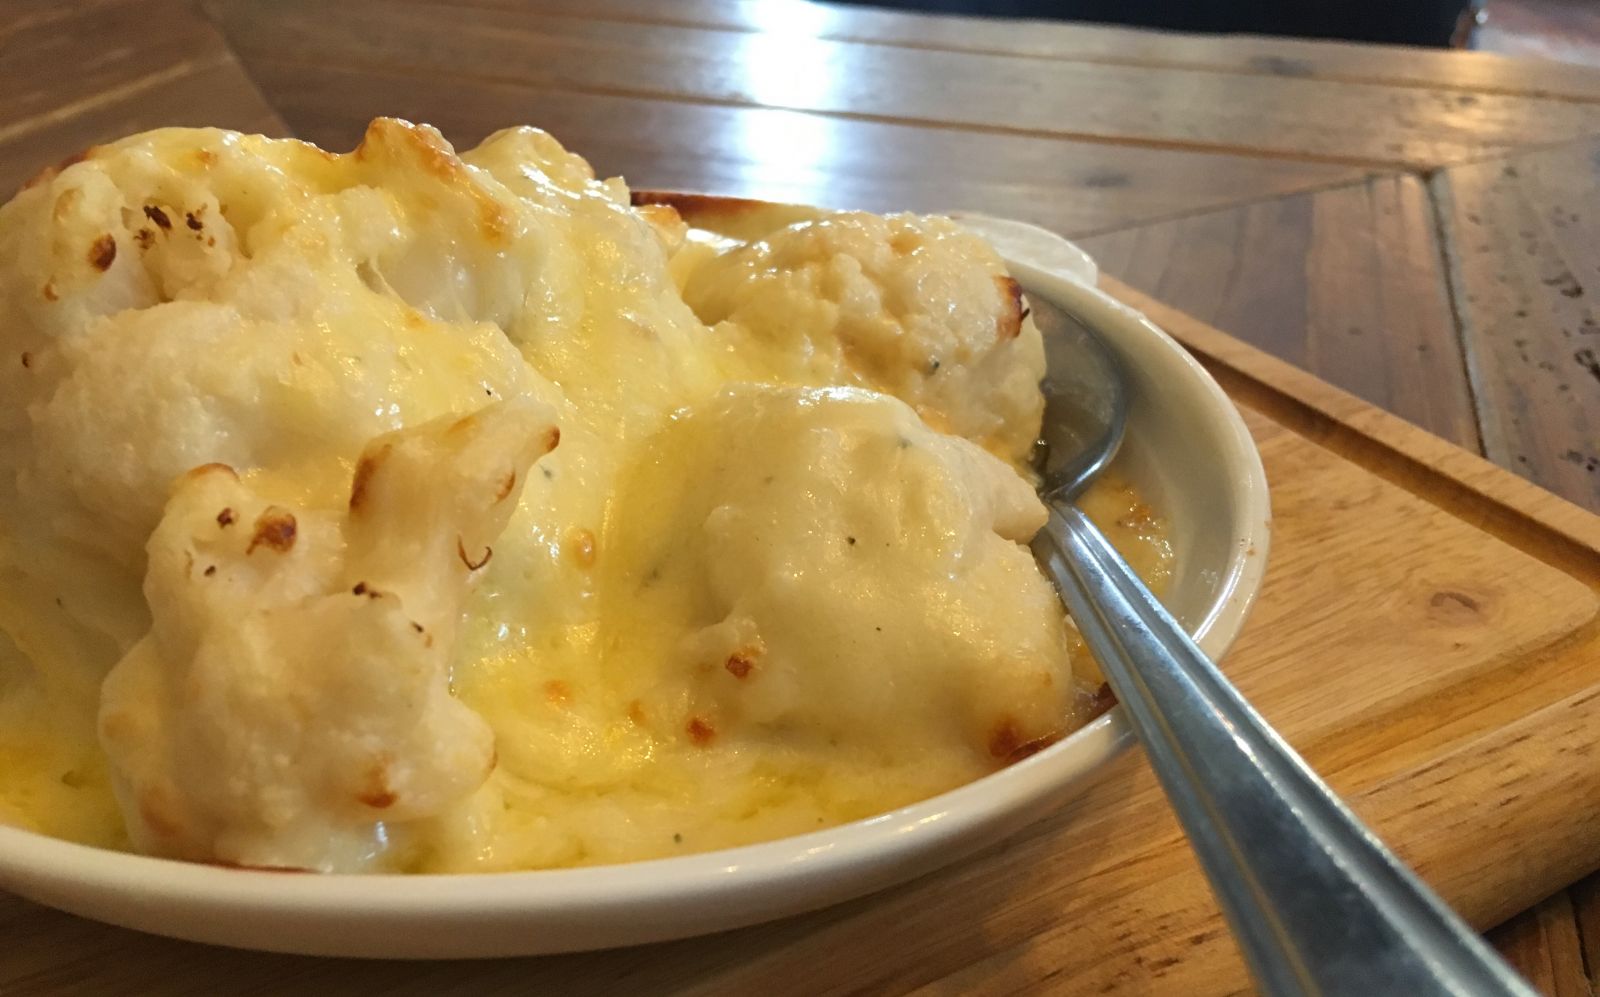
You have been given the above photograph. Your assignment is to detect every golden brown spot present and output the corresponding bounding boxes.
[87,234,117,271]
[543,425,561,453]
[363,119,455,176]
[358,759,397,809]
[566,527,597,567]
[348,443,392,512]
[294,137,338,163]
[137,787,183,839]
[19,352,31,369]
[994,275,1025,340]
[634,203,684,229]
[457,538,492,571]
[291,352,304,367]
[41,281,57,302]
[58,147,94,170]
[686,716,716,746]
[193,148,217,167]
[544,680,571,705]
[403,309,427,329]
[360,119,516,243]
[143,205,172,231]
[478,198,513,246]
[634,203,688,249]
[1004,731,1064,765]
[21,147,95,192]
[203,565,216,577]
[627,700,649,727]
[1086,682,1117,720]
[181,462,239,486]
[443,409,483,440]
[495,470,518,502]
[724,651,755,679]
[351,581,381,598]
[246,508,297,554]
[206,236,216,247]
[184,210,203,232]
[134,228,155,250]
[988,718,1022,760]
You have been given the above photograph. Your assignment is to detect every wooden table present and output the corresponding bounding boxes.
[1,0,1597,992]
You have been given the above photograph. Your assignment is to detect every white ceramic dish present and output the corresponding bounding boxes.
[0,216,1270,959]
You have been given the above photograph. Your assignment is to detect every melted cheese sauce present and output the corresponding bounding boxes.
[0,121,1171,871]
[428,469,1167,870]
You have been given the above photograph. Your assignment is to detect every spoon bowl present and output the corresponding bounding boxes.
[1032,300,1128,501]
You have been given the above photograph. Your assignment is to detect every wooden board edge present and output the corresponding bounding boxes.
[1098,275,1600,577]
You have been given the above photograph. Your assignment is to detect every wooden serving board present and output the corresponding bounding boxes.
[3,280,1598,995]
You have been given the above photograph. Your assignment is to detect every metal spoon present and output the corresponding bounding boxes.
[1027,297,1537,996]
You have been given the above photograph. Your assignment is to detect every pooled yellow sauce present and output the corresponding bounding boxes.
[0,460,1171,873]
[0,121,1172,872]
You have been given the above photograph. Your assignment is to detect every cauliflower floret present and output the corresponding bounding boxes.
[0,119,712,604]
[679,212,1046,466]
[0,121,559,584]
[603,385,1081,767]
[97,399,558,871]
[0,119,1103,873]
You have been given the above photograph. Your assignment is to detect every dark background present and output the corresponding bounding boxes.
[838,0,1476,46]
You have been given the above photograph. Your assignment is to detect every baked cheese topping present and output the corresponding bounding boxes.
[0,120,1169,871]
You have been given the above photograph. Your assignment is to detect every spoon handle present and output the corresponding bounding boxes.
[1035,503,1536,997]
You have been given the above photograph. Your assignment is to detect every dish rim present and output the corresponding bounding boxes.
[0,216,1271,954]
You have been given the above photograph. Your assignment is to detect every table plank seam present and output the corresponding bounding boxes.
[1412,131,1600,179]
[377,0,1600,107]
[1,1,1594,985]
[1426,136,1600,512]
[1066,170,1392,240]
[1424,171,1492,457]
[218,48,1464,172]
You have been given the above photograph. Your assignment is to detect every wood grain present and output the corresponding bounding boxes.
[237,59,1366,238]
[1112,277,1600,558]
[1435,136,1600,512]
[0,0,1596,985]
[1575,873,1600,992]
[0,0,287,196]
[0,0,133,38]
[203,0,1600,169]
[0,0,226,132]
[1079,175,1480,449]
[4,285,1599,994]
[1487,893,1593,997]
[0,59,289,198]
[443,0,1600,104]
